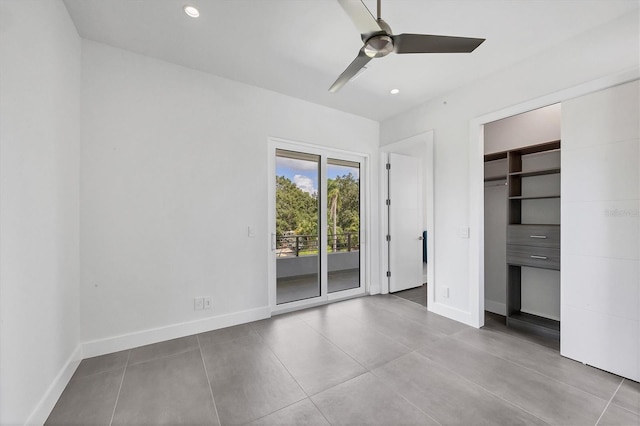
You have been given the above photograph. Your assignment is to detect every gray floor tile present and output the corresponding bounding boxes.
[73,350,129,378]
[248,399,330,426]
[373,351,548,425]
[338,300,446,349]
[112,349,218,425]
[201,333,306,425]
[393,284,427,307]
[46,368,123,426]
[612,379,640,415]
[257,320,366,395]
[483,312,560,351]
[311,372,438,425]
[250,312,306,336]
[418,337,608,425]
[452,327,622,400]
[45,295,638,426]
[128,335,199,366]
[197,323,257,347]
[304,312,412,369]
[598,403,640,426]
[368,295,471,336]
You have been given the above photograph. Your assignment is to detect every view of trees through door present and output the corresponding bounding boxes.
[327,159,360,293]
[275,150,361,305]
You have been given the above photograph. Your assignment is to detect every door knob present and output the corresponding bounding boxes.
[418,236,423,240]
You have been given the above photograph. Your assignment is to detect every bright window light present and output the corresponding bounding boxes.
[183,5,200,18]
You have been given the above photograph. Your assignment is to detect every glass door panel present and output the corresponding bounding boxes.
[275,149,321,304]
[327,159,360,293]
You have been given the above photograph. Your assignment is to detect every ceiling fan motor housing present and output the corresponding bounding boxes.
[364,34,394,58]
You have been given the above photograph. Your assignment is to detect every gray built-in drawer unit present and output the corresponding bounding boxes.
[507,245,560,270]
[507,224,560,270]
[507,224,560,248]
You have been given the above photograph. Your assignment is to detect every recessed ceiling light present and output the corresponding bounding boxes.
[183,5,200,18]
[390,88,400,95]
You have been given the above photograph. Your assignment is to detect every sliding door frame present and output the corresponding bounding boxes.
[267,137,370,314]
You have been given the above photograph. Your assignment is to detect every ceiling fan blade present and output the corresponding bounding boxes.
[393,34,485,54]
[337,0,383,37]
[329,49,372,93]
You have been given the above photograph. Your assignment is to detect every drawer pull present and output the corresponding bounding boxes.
[529,235,547,239]
[530,255,548,260]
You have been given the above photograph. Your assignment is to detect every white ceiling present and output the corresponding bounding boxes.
[63,0,639,121]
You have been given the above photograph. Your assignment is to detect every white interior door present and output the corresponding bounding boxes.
[388,153,423,292]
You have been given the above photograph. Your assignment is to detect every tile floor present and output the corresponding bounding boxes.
[393,284,427,307]
[46,295,639,426]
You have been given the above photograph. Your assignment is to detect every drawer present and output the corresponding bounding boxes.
[507,225,560,248]
[507,245,560,270]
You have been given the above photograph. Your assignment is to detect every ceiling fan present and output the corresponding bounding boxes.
[329,0,485,92]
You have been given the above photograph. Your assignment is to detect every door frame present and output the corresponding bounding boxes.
[379,131,435,306]
[467,68,638,328]
[267,137,370,314]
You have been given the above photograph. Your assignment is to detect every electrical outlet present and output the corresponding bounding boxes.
[247,226,255,238]
[204,297,212,310]
[441,286,449,298]
[194,297,204,311]
[459,227,470,239]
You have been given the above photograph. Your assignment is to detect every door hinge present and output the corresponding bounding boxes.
[386,271,391,277]
[386,235,391,242]
[386,199,391,206]
[386,163,391,170]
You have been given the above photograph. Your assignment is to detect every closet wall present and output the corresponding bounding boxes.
[561,80,639,381]
[484,104,561,318]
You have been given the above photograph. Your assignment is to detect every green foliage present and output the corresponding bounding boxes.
[276,175,318,237]
[276,173,359,247]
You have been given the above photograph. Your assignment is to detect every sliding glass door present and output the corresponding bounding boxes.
[275,150,321,304]
[270,141,366,311]
[327,159,360,294]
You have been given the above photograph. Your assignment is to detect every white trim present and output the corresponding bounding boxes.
[378,154,390,295]
[379,131,435,302]
[25,345,83,426]
[429,302,476,326]
[82,306,270,358]
[468,67,640,329]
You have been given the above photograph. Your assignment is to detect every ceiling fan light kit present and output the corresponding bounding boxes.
[183,5,200,18]
[329,0,485,93]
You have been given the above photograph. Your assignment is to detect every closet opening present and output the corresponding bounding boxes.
[483,104,561,350]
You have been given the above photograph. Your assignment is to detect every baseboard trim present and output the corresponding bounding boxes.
[26,344,83,426]
[428,302,477,328]
[484,300,506,316]
[82,306,271,358]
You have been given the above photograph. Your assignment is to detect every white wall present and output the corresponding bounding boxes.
[380,11,639,326]
[561,80,639,381]
[0,1,81,424]
[484,104,561,154]
[80,41,380,351]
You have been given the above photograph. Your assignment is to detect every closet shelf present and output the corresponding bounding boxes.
[509,168,560,178]
[508,195,560,200]
[484,175,507,182]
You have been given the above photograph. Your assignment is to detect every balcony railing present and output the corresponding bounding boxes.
[276,232,359,257]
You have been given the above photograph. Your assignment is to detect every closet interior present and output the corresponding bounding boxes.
[483,104,561,342]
